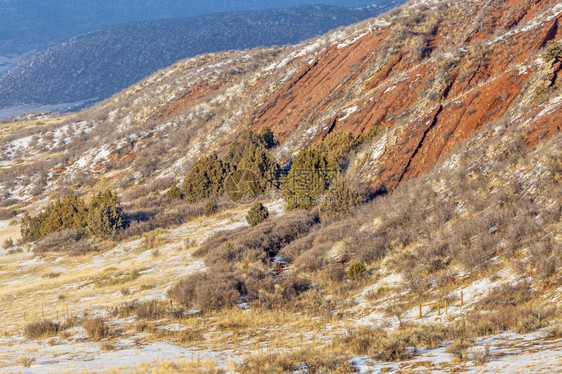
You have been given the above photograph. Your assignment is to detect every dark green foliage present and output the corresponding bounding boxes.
[204,197,218,216]
[246,202,269,226]
[312,131,357,167]
[283,149,335,210]
[166,184,183,200]
[186,130,278,205]
[545,40,562,63]
[358,125,382,145]
[237,147,279,193]
[259,126,277,149]
[41,194,88,237]
[22,191,123,241]
[347,262,366,279]
[183,153,227,203]
[21,194,87,242]
[87,190,124,237]
[21,212,44,242]
[223,130,266,173]
[319,175,360,219]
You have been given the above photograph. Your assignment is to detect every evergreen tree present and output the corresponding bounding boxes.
[41,194,88,237]
[183,153,227,203]
[204,197,218,216]
[166,184,183,200]
[237,147,278,193]
[312,131,357,168]
[87,190,124,237]
[21,212,44,242]
[21,194,87,241]
[319,175,360,219]
[223,130,265,173]
[259,126,276,149]
[283,149,335,210]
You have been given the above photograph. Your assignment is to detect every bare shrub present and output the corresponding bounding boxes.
[0,209,16,220]
[0,198,20,208]
[135,300,166,320]
[167,273,243,312]
[34,230,97,256]
[2,237,14,249]
[237,349,354,374]
[83,317,109,341]
[479,282,533,310]
[24,320,60,339]
[195,210,319,269]
[447,338,474,361]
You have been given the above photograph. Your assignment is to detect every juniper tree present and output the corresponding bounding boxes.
[87,190,124,237]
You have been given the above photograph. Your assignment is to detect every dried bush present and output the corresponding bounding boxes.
[0,198,20,208]
[204,197,218,216]
[82,317,109,341]
[2,237,14,249]
[0,208,16,220]
[34,230,97,256]
[195,209,319,269]
[167,272,243,312]
[447,338,474,361]
[236,349,354,374]
[135,300,166,320]
[479,282,533,310]
[24,320,60,339]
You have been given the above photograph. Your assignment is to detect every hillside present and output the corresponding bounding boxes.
[0,4,383,114]
[0,0,561,372]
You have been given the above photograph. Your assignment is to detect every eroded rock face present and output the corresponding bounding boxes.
[2,0,561,199]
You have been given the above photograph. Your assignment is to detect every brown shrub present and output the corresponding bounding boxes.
[34,230,97,256]
[195,210,319,269]
[83,317,109,341]
[2,237,14,249]
[135,300,167,320]
[167,272,243,312]
[479,282,533,310]
[237,349,355,374]
[24,320,60,339]
[0,208,16,220]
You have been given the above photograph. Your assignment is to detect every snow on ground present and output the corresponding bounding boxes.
[353,330,562,373]
[0,207,254,373]
[0,338,240,374]
[339,106,359,121]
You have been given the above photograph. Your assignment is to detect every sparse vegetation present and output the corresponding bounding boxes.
[0,0,561,371]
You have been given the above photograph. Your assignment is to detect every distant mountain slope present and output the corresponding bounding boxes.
[0,4,382,111]
[0,0,403,55]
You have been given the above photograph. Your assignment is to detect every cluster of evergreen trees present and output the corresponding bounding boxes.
[282,131,361,216]
[177,127,279,204]
[169,127,365,218]
[21,190,124,241]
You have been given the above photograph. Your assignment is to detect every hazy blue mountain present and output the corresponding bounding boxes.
[0,1,403,55]
[0,5,388,113]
